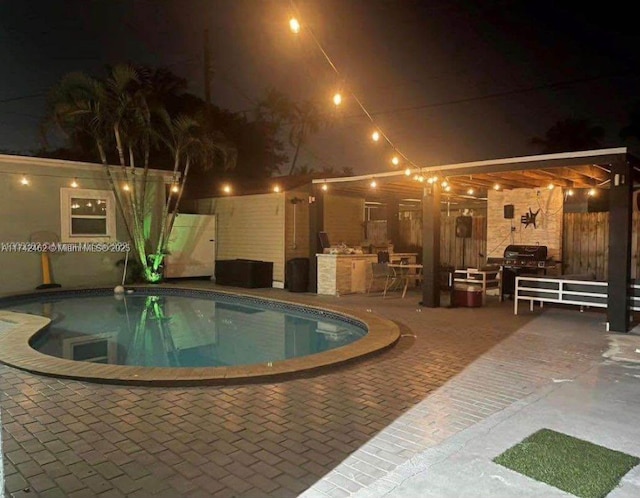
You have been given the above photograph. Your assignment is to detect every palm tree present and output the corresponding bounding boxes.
[47,64,236,283]
[530,118,605,153]
[287,100,325,175]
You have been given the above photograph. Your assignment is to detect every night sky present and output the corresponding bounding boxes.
[2,0,640,175]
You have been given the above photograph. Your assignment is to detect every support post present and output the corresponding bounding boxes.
[607,157,633,332]
[421,183,441,307]
[308,184,325,293]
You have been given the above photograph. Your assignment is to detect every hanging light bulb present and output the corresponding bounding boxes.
[122,183,130,192]
[493,184,501,190]
[467,188,475,195]
[547,183,555,190]
[588,188,596,196]
[20,176,30,186]
[371,130,380,142]
[70,178,79,188]
[223,184,232,194]
[444,185,451,192]
[273,185,281,193]
[391,156,400,166]
[566,189,574,196]
[404,168,411,176]
[321,183,328,191]
[332,93,342,106]
[370,179,377,188]
[289,18,301,34]
[171,184,179,193]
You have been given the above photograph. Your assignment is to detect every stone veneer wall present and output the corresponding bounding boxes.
[487,188,564,260]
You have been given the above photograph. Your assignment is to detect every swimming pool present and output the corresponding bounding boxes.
[0,287,400,385]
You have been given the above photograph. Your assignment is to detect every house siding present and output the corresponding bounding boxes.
[323,194,365,247]
[193,194,285,285]
[0,155,168,295]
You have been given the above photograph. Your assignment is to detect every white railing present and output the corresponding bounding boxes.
[514,276,608,315]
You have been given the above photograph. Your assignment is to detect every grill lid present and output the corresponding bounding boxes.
[503,245,548,260]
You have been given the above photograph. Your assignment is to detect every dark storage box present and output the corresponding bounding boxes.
[215,259,273,288]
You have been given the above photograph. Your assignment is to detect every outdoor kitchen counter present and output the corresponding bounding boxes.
[316,253,377,296]
[316,253,418,296]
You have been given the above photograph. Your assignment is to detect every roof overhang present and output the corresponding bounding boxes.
[311,148,639,203]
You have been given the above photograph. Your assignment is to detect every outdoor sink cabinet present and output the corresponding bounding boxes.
[316,252,417,296]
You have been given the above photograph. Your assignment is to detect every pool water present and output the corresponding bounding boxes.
[3,290,367,368]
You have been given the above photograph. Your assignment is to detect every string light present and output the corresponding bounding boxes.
[370,179,377,188]
[223,184,232,194]
[547,183,555,190]
[70,178,79,188]
[467,188,475,195]
[566,189,574,196]
[321,183,328,191]
[391,156,400,166]
[122,183,130,191]
[493,184,501,190]
[289,18,301,34]
[20,176,30,186]
[273,185,281,193]
[404,168,411,176]
[588,188,596,196]
[171,184,179,193]
[287,13,420,172]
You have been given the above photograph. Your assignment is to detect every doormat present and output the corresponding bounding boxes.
[493,428,639,498]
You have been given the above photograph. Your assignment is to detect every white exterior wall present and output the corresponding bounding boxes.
[193,194,285,286]
[487,187,564,260]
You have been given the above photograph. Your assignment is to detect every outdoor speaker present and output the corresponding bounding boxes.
[504,204,514,219]
[455,216,472,238]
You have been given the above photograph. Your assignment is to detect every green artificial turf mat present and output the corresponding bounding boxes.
[493,428,639,498]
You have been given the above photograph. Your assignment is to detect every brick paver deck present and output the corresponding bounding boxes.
[1,286,607,497]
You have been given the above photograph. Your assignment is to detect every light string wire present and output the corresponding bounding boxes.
[289,0,421,172]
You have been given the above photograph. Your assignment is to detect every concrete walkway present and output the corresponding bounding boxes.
[2,285,640,497]
[303,306,640,498]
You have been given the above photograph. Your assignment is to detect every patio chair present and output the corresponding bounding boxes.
[368,262,396,296]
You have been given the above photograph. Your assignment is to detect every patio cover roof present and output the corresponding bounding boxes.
[311,147,640,201]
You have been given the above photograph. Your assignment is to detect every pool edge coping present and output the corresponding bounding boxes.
[0,286,401,386]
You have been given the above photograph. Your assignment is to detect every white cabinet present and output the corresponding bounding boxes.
[164,214,216,278]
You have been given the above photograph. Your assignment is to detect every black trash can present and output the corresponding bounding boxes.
[287,257,310,292]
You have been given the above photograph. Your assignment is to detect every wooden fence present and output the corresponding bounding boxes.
[365,216,487,268]
[368,211,640,278]
[562,211,640,280]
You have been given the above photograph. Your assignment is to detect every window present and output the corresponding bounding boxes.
[60,188,116,242]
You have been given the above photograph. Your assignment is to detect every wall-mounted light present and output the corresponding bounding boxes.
[20,176,30,186]
[70,178,79,188]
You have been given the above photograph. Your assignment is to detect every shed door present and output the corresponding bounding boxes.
[164,214,216,278]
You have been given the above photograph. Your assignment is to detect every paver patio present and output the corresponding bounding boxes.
[0,285,614,497]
